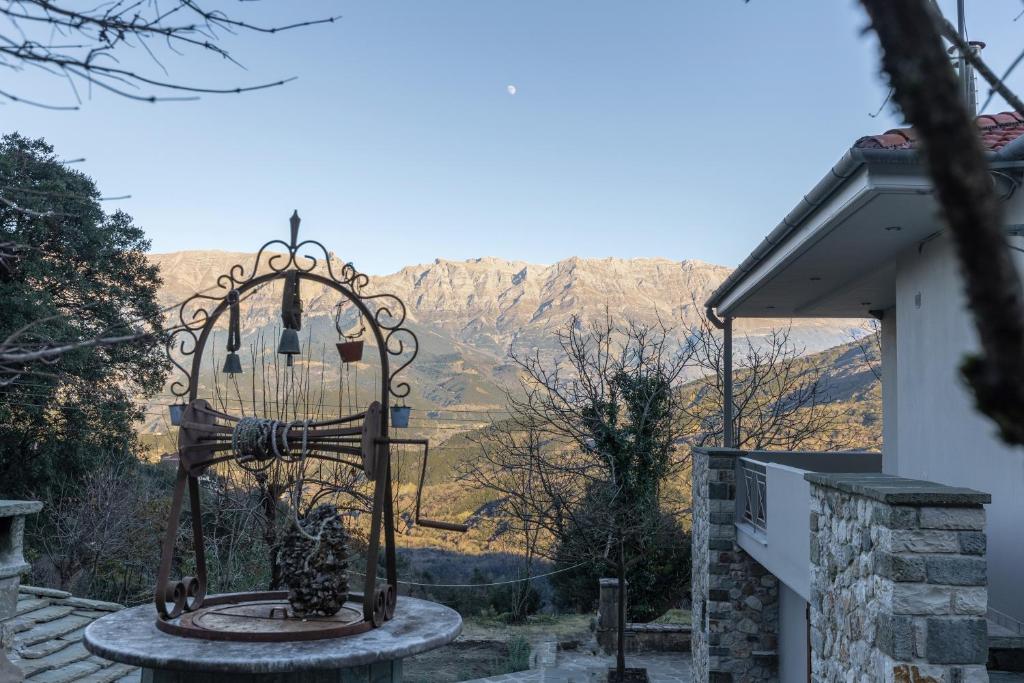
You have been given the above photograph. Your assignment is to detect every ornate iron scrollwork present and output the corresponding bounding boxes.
[164,212,418,401]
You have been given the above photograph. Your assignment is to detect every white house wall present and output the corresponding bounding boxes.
[778,582,809,683]
[881,310,898,475]
[893,232,1024,628]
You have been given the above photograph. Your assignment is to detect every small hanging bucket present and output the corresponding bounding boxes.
[169,403,187,427]
[336,340,364,363]
[390,405,411,428]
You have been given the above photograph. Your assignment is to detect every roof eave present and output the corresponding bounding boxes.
[705,147,929,312]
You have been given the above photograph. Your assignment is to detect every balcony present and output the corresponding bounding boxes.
[731,450,882,600]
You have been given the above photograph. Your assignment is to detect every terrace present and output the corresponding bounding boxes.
[705,448,882,601]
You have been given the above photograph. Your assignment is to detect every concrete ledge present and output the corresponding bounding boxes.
[804,472,990,506]
[0,502,42,518]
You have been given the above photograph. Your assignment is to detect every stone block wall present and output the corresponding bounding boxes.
[692,448,779,682]
[595,578,691,654]
[806,473,991,683]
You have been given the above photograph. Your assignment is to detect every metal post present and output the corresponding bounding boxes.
[723,316,735,448]
[957,0,976,115]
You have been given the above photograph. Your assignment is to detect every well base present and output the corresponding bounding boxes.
[141,659,402,682]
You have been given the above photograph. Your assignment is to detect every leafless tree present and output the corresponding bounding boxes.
[0,1,339,109]
[31,464,161,599]
[463,314,692,676]
[852,320,882,383]
[853,0,1024,446]
[206,327,375,588]
[679,314,856,452]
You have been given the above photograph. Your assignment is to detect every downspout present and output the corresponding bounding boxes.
[705,306,735,449]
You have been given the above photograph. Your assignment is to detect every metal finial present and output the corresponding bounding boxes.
[289,211,300,248]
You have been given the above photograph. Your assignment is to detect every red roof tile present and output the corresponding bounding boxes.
[854,111,1024,152]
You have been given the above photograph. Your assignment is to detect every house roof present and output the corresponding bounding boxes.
[855,111,1024,153]
[705,111,1024,315]
[4,586,139,683]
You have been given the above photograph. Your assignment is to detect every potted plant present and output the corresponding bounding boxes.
[334,301,365,363]
[336,339,364,363]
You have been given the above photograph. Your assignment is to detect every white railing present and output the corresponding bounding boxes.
[739,457,768,532]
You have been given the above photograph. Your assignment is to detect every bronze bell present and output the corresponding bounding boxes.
[222,352,243,375]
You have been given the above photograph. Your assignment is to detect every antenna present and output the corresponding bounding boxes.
[946,0,983,115]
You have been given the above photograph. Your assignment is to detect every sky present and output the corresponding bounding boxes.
[4,1,1024,274]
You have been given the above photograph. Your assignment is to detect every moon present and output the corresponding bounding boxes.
[506,85,517,96]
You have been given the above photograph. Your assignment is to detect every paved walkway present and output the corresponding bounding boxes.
[462,645,691,683]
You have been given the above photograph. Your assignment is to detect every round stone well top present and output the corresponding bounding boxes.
[84,596,462,674]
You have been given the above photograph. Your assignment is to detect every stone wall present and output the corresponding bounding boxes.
[692,448,779,682]
[806,473,990,683]
[595,578,691,654]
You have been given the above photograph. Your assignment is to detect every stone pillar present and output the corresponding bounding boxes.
[805,473,990,683]
[692,448,779,682]
[596,577,626,654]
[0,500,42,683]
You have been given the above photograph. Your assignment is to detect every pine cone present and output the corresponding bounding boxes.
[279,504,349,617]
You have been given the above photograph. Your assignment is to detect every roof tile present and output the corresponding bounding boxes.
[856,111,1024,152]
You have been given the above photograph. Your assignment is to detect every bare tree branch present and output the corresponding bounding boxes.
[0,1,340,107]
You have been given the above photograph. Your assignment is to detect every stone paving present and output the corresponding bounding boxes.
[462,645,691,683]
[3,586,139,683]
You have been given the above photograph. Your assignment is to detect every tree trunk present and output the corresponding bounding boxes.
[260,481,282,589]
[616,536,626,676]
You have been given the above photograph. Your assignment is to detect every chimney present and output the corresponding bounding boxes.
[0,500,42,620]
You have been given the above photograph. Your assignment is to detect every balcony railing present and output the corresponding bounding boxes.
[739,457,767,533]
[696,447,883,600]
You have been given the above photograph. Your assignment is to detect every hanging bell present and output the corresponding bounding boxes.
[168,403,186,427]
[278,327,301,356]
[222,352,243,375]
[278,270,303,366]
[222,288,243,375]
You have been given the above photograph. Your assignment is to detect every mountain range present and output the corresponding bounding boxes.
[142,251,868,440]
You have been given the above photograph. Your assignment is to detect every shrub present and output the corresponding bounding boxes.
[550,508,691,622]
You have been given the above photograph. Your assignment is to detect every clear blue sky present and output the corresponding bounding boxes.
[4,1,1022,274]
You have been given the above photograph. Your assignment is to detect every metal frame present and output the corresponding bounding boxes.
[156,212,462,639]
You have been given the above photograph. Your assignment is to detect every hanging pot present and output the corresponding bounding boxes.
[390,405,411,428]
[169,403,187,427]
[336,340,364,364]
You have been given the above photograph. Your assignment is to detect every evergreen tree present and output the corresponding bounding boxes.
[0,133,167,496]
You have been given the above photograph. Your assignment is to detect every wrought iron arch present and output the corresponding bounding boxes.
[154,212,464,642]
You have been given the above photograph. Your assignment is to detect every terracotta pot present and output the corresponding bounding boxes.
[336,340,364,363]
